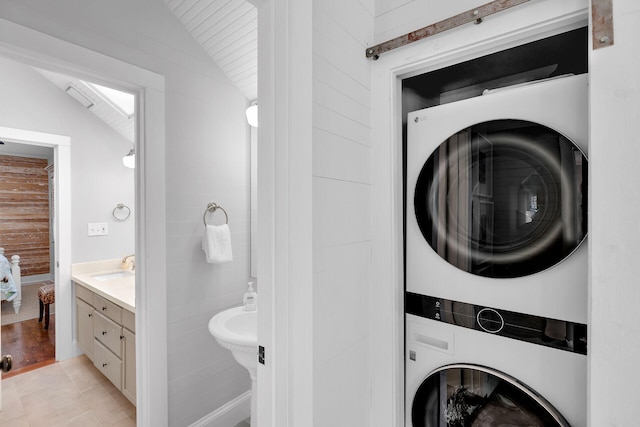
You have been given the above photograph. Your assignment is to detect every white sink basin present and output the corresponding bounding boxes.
[208,306,258,426]
[91,270,134,281]
[208,306,257,368]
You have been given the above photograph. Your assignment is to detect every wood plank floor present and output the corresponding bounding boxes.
[1,315,55,378]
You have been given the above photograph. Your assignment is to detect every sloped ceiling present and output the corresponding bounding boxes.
[34,68,135,143]
[164,0,258,101]
[26,1,257,146]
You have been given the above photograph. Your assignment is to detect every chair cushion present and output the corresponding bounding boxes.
[38,283,55,305]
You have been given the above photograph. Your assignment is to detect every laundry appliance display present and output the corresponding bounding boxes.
[405,74,588,426]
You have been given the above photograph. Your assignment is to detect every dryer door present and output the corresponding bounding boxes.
[412,364,569,427]
[413,119,588,278]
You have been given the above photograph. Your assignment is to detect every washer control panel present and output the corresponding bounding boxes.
[406,292,587,355]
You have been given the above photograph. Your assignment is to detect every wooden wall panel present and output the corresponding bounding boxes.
[0,155,51,277]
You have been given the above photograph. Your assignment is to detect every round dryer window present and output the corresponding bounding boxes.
[414,119,588,278]
[412,364,570,427]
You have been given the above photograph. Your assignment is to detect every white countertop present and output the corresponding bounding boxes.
[71,259,135,313]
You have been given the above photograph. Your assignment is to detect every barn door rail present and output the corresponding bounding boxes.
[365,0,615,59]
[365,0,532,60]
[592,0,614,49]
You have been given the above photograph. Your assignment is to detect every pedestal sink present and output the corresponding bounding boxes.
[208,306,257,426]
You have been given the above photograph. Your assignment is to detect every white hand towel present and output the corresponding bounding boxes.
[202,224,233,264]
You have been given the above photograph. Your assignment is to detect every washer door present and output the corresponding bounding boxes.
[414,119,587,278]
[412,364,570,427]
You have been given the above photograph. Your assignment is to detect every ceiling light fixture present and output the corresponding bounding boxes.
[245,103,258,127]
[123,149,135,169]
[65,85,94,109]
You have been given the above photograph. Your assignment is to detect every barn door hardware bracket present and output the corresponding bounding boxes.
[364,0,531,60]
[592,0,614,49]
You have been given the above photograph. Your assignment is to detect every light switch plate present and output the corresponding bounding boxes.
[88,222,109,236]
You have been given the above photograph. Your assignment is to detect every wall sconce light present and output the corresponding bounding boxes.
[245,103,258,127]
[123,148,135,169]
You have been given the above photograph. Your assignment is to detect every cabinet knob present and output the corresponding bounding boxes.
[102,363,108,368]
[1,355,12,373]
[88,313,92,317]
[102,307,107,311]
[102,331,107,336]
[120,335,125,340]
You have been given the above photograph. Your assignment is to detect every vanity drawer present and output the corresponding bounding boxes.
[93,312,123,357]
[94,294,123,324]
[94,339,122,390]
[75,283,94,304]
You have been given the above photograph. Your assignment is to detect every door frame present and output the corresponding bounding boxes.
[0,127,69,410]
[0,19,168,427]
[370,8,588,427]
[0,127,71,358]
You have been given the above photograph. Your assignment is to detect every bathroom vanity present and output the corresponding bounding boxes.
[72,259,136,405]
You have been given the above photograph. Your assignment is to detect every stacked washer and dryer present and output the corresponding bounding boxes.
[404,69,589,426]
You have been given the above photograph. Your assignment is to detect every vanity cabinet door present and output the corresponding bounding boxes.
[122,327,136,405]
[76,297,94,360]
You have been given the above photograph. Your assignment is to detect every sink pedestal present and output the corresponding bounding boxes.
[208,306,258,426]
[226,342,257,426]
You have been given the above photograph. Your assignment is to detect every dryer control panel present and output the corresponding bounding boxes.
[406,292,587,355]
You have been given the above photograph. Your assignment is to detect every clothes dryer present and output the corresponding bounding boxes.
[406,73,588,324]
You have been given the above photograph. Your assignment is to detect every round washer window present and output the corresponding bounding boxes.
[412,364,569,427]
[414,120,587,278]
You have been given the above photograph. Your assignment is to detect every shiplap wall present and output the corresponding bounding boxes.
[0,155,50,276]
[312,1,374,425]
[590,1,640,424]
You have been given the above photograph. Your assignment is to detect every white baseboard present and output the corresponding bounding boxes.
[189,390,251,427]
[22,273,53,284]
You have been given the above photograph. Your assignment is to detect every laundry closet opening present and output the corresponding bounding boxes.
[402,25,589,427]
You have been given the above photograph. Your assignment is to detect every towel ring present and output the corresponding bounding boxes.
[113,203,131,222]
[203,202,229,226]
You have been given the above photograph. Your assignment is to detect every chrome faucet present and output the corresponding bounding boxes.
[121,254,135,271]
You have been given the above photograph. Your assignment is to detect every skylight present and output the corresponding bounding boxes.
[83,81,135,118]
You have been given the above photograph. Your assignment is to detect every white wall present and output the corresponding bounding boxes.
[255,0,374,425]
[0,2,253,426]
[589,1,640,425]
[312,1,374,426]
[0,56,135,262]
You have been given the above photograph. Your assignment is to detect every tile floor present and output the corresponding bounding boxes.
[0,355,135,426]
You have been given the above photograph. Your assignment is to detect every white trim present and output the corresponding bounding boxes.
[188,391,251,427]
[255,1,314,426]
[0,19,168,427]
[370,7,588,427]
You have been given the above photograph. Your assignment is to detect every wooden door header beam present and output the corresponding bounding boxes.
[365,0,531,60]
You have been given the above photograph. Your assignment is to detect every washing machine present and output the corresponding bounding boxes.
[405,74,589,426]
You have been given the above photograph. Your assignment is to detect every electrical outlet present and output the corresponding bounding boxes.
[88,222,109,236]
